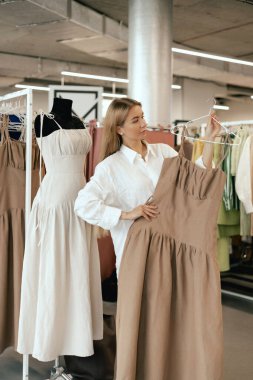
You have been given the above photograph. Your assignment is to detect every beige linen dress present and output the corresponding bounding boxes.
[116,135,226,380]
[0,115,40,353]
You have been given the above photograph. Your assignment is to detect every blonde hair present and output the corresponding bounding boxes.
[100,97,141,162]
[96,98,141,239]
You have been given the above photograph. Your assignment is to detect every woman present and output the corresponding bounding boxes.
[74,98,219,272]
[74,98,223,380]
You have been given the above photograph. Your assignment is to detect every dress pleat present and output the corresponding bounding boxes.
[116,152,226,380]
[0,115,40,353]
[17,128,103,361]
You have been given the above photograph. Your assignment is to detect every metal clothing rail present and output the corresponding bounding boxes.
[175,119,253,128]
[0,89,33,380]
[221,119,253,127]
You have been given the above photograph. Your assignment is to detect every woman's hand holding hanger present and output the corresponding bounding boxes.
[205,111,221,140]
[202,112,222,169]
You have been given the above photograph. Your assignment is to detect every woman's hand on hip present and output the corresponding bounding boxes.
[120,204,159,221]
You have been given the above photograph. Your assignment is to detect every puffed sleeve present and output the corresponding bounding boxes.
[74,163,122,230]
[235,136,253,214]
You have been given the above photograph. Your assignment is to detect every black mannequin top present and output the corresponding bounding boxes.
[34,98,85,137]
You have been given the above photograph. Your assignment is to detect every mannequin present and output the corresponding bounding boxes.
[34,97,85,137]
[17,94,103,363]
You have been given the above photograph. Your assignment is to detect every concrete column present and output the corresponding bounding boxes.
[128,0,173,125]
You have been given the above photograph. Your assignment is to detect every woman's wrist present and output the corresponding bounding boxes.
[120,211,128,220]
[204,134,216,141]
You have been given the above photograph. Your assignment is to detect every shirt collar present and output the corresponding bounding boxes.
[120,142,156,164]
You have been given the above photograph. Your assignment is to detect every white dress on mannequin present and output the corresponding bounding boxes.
[17,119,103,361]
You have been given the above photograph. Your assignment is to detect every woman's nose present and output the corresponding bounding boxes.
[141,118,147,128]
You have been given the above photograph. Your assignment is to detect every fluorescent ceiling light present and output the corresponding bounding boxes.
[251,95,253,99]
[213,105,230,111]
[61,71,129,83]
[102,93,127,98]
[62,71,182,90]
[171,84,181,89]
[172,47,253,67]
[15,84,50,91]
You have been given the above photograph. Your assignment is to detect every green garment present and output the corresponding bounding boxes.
[213,142,222,167]
[240,203,251,236]
[217,238,230,272]
[217,201,240,272]
[231,126,250,175]
[217,201,240,227]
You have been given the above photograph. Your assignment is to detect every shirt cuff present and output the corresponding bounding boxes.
[101,206,122,230]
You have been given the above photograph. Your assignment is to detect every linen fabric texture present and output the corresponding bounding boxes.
[0,115,40,353]
[75,143,206,274]
[115,139,226,380]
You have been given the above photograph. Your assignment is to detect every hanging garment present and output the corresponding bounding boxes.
[191,139,205,162]
[17,120,103,362]
[0,115,40,353]
[145,129,174,146]
[217,238,230,272]
[236,135,253,214]
[115,133,226,380]
[222,144,239,211]
[240,203,251,237]
[217,202,240,238]
[231,126,250,176]
[217,202,240,272]
[85,122,103,182]
[85,124,116,281]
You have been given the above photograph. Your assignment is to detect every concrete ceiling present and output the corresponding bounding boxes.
[0,0,253,98]
[77,0,253,59]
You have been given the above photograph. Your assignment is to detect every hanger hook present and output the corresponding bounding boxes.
[206,97,216,115]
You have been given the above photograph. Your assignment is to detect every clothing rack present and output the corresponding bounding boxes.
[218,123,253,301]
[221,119,253,127]
[0,89,33,380]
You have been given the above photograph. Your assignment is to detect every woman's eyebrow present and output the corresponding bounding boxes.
[131,115,140,121]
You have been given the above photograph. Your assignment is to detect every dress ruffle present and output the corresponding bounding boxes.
[116,155,226,380]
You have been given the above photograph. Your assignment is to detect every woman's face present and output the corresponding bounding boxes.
[117,105,147,144]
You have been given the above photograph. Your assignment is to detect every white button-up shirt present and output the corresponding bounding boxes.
[74,143,205,273]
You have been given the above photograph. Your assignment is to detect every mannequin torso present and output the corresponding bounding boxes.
[34,98,85,137]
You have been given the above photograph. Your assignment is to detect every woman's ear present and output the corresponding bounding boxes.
[116,126,123,136]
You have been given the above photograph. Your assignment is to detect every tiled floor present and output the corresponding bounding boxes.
[222,295,253,380]
[0,295,252,380]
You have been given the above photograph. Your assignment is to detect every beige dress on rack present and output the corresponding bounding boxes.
[116,136,226,380]
[0,115,40,353]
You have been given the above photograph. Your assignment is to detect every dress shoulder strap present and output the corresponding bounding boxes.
[178,126,189,157]
[51,118,63,130]
[46,113,63,130]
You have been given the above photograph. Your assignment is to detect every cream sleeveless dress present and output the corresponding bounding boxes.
[17,119,103,362]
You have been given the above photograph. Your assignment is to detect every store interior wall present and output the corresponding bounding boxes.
[33,91,50,115]
[178,78,253,122]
